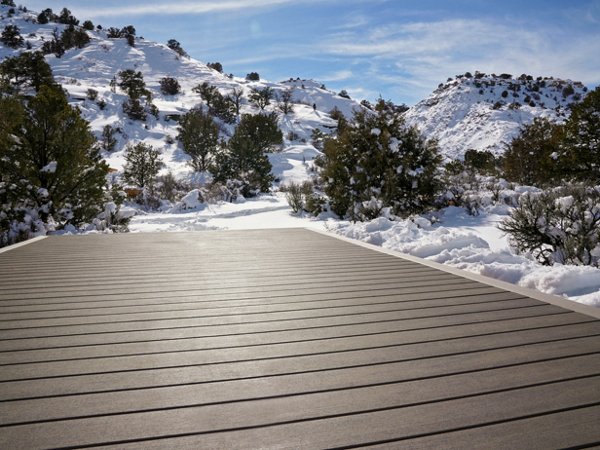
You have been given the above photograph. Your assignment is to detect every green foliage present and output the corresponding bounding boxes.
[36,8,56,24]
[318,101,442,219]
[250,87,273,110]
[192,82,235,123]
[503,118,563,186]
[60,25,90,50]
[167,39,187,57]
[463,149,500,175]
[58,7,78,25]
[0,52,54,93]
[0,85,108,229]
[245,72,260,81]
[283,181,321,215]
[1,24,23,48]
[177,107,220,172]
[193,82,218,107]
[1,0,16,6]
[159,76,180,95]
[561,86,600,184]
[212,113,282,196]
[118,69,148,99]
[207,62,223,73]
[123,143,163,193]
[122,97,147,121]
[499,184,600,266]
[82,20,94,31]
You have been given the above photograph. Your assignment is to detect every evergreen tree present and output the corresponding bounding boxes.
[60,25,90,50]
[123,143,163,193]
[167,39,187,57]
[118,69,148,98]
[159,76,180,95]
[0,85,108,228]
[319,100,441,219]
[82,20,94,31]
[58,7,79,25]
[177,108,219,172]
[245,72,260,81]
[1,25,23,48]
[193,82,219,108]
[213,113,282,196]
[503,117,563,186]
[207,62,223,73]
[102,125,117,152]
[561,86,600,183]
[0,52,54,93]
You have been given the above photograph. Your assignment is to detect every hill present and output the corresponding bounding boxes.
[403,71,588,160]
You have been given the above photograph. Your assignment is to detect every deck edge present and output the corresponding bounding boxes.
[0,235,47,255]
[309,228,600,320]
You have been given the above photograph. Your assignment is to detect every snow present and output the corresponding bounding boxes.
[40,161,57,173]
[1,6,597,310]
[329,206,600,307]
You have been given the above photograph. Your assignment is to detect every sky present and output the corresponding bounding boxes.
[21,0,600,105]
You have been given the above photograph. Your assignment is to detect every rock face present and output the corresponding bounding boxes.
[403,71,588,160]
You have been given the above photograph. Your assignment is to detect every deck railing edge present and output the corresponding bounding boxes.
[0,235,47,255]
[308,228,600,320]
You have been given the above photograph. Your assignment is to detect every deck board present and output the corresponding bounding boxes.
[0,228,598,449]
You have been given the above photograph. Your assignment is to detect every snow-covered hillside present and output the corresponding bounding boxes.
[403,71,588,160]
[0,4,363,181]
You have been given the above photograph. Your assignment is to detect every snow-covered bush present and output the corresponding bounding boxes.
[499,184,600,266]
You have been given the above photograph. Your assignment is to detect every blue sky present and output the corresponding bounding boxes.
[23,0,600,105]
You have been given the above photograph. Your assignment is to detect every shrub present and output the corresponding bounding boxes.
[167,39,187,57]
[278,88,294,115]
[86,88,98,101]
[245,72,260,81]
[207,62,223,73]
[101,125,117,151]
[159,76,180,95]
[122,97,147,121]
[499,184,600,266]
[1,25,23,48]
[283,181,317,214]
[338,89,350,99]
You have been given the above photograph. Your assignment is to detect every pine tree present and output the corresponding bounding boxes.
[561,86,600,183]
[0,52,54,92]
[159,76,180,95]
[123,143,164,193]
[118,70,148,98]
[0,85,108,227]
[503,117,563,186]
[1,25,23,48]
[213,113,282,196]
[177,108,219,172]
[319,99,441,219]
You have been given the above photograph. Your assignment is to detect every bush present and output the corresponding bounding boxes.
[207,62,223,73]
[338,89,350,99]
[159,76,180,95]
[318,99,442,219]
[122,97,147,121]
[86,88,98,101]
[499,184,600,266]
[245,72,260,81]
[283,181,318,214]
[102,125,117,151]
[1,25,23,48]
[167,39,187,57]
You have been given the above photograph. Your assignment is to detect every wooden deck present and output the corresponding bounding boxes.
[0,228,599,449]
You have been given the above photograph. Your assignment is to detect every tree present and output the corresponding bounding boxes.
[36,8,56,24]
[229,87,244,116]
[123,143,163,193]
[318,100,441,219]
[213,113,282,196]
[60,25,90,50]
[122,97,147,121]
[58,7,79,25]
[82,20,94,31]
[1,25,23,48]
[207,62,223,73]
[0,85,108,230]
[118,69,148,98]
[278,88,294,115]
[250,86,273,110]
[177,107,219,172]
[1,0,16,6]
[561,86,600,183]
[338,89,350,99]
[193,82,219,108]
[159,76,180,95]
[503,118,563,186]
[101,125,117,152]
[167,39,187,57]
[245,72,260,81]
[0,52,54,93]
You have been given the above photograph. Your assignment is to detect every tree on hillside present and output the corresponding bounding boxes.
[207,62,223,73]
[193,82,219,108]
[245,72,260,81]
[0,52,54,93]
[318,99,441,219]
[229,87,244,116]
[278,88,294,115]
[213,113,282,196]
[118,69,149,98]
[0,85,108,230]
[123,143,163,193]
[561,86,600,183]
[177,107,220,172]
[503,118,563,186]
[250,86,273,110]
[159,76,180,95]
[167,39,187,57]
[58,7,78,25]
[1,25,23,48]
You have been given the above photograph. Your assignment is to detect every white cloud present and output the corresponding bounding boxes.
[320,69,354,82]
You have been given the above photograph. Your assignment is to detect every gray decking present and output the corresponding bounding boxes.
[0,228,599,449]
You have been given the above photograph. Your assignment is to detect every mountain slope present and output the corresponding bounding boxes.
[0,4,363,182]
[403,71,588,160]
